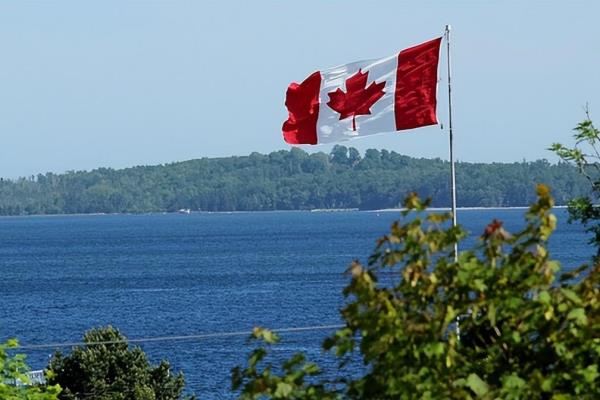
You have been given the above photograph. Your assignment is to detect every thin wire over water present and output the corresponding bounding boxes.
[16,324,345,350]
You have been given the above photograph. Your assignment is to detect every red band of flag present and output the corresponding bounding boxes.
[395,37,441,130]
[282,71,321,145]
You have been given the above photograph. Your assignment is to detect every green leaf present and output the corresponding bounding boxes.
[423,342,445,359]
[511,331,521,344]
[473,279,487,292]
[580,364,599,383]
[274,382,293,398]
[502,373,525,390]
[541,377,553,392]
[538,290,551,304]
[560,288,582,305]
[466,373,489,397]
[567,308,588,326]
[544,306,554,321]
[252,327,280,344]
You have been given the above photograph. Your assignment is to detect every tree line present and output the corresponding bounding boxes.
[0,146,589,215]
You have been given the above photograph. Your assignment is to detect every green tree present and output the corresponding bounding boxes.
[232,185,600,399]
[0,147,591,214]
[348,147,361,167]
[0,339,61,399]
[550,112,600,260]
[329,145,349,166]
[47,326,193,400]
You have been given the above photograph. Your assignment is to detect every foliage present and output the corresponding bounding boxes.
[47,326,194,400]
[232,185,600,399]
[231,328,337,400]
[0,147,590,215]
[0,339,61,400]
[550,112,600,260]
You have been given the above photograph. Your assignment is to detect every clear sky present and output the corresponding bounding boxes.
[0,1,598,178]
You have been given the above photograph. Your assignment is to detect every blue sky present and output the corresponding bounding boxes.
[0,1,598,178]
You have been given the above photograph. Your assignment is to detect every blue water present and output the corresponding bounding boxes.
[0,209,593,397]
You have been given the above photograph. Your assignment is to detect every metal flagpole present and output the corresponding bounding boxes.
[445,24,458,262]
[445,24,461,340]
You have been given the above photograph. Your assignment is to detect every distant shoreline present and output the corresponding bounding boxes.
[0,206,570,219]
[371,205,569,212]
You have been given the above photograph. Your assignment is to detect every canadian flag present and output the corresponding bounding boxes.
[282,37,442,145]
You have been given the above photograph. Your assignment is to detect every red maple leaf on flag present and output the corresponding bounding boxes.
[326,69,386,131]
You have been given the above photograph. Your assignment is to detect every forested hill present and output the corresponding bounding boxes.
[0,146,589,215]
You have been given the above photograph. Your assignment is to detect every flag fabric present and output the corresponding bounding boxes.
[282,37,442,145]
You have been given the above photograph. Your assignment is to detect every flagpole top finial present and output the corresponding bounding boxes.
[445,24,451,31]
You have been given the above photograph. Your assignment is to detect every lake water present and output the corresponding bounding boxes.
[0,208,593,397]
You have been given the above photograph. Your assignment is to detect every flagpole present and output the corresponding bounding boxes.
[445,24,461,340]
[445,24,458,261]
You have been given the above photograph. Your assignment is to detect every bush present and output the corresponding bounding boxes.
[0,339,60,399]
[47,326,194,400]
[550,112,600,261]
[232,185,600,399]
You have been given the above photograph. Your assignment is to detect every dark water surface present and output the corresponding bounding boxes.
[0,209,593,397]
